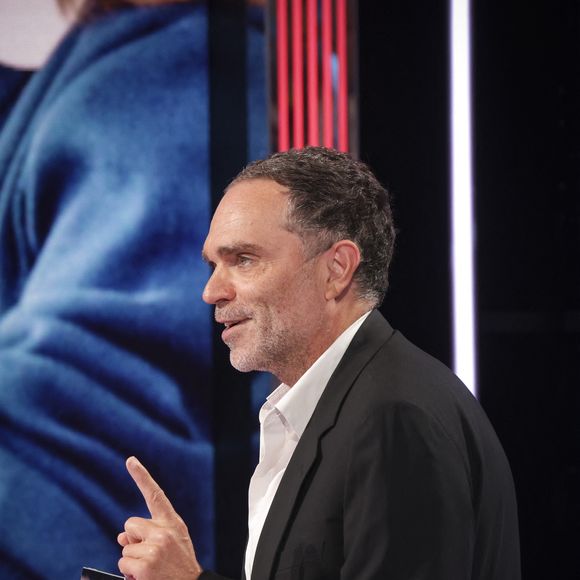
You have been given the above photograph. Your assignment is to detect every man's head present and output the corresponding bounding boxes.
[202,147,396,385]
[230,146,396,306]
[57,0,193,20]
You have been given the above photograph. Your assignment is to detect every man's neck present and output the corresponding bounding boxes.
[280,304,373,387]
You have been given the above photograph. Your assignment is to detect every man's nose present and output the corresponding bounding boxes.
[202,267,235,305]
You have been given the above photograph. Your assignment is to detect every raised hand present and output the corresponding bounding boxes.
[117,457,203,580]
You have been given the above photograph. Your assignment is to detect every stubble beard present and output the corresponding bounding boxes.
[224,260,321,382]
[227,316,310,384]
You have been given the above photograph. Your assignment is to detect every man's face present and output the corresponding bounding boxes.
[202,178,328,384]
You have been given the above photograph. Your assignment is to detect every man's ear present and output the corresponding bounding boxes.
[324,240,361,300]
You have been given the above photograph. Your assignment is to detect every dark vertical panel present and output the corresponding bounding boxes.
[473,0,580,577]
[358,1,451,365]
[209,2,253,575]
[210,2,249,194]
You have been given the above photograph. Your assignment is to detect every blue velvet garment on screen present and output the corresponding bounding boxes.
[0,4,214,578]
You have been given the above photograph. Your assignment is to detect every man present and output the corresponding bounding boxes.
[118,147,521,580]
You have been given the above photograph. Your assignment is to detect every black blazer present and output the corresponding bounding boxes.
[202,311,520,579]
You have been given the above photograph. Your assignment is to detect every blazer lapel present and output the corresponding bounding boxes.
[250,310,395,579]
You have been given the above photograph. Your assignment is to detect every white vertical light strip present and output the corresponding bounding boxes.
[450,0,477,395]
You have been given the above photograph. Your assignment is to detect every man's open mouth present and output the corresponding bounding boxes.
[223,318,247,328]
[219,318,250,340]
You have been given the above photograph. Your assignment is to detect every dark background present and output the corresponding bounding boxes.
[360,0,579,578]
[210,0,579,576]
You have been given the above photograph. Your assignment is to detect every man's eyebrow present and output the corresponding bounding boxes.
[201,243,263,263]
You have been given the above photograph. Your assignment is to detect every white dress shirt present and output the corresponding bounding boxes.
[244,311,371,579]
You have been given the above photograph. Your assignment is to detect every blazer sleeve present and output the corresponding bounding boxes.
[341,402,475,579]
[0,6,214,578]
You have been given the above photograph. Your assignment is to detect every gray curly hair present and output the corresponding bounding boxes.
[229,147,396,307]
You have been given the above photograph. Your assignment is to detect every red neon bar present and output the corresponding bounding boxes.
[277,0,290,151]
[337,0,348,151]
[321,0,334,148]
[307,0,319,145]
[292,0,304,148]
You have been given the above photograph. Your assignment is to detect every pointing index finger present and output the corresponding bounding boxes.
[126,456,177,520]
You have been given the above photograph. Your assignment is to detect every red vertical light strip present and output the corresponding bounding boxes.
[321,0,333,147]
[292,0,304,148]
[337,0,348,151]
[306,0,319,145]
[277,0,290,151]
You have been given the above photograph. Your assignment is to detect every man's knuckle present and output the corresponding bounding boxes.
[151,529,171,547]
[122,542,137,557]
[174,515,188,533]
[161,533,176,548]
[124,516,140,530]
[147,543,162,559]
[150,487,167,505]
[118,556,131,576]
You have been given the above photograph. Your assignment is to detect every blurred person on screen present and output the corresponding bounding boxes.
[0,1,215,577]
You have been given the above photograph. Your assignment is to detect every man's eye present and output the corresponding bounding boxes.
[237,255,254,267]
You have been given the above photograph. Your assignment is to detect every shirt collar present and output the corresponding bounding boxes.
[269,310,371,438]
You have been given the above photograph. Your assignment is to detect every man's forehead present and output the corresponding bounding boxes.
[211,179,290,227]
[202,181,295,256]
[222,177,289,205]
